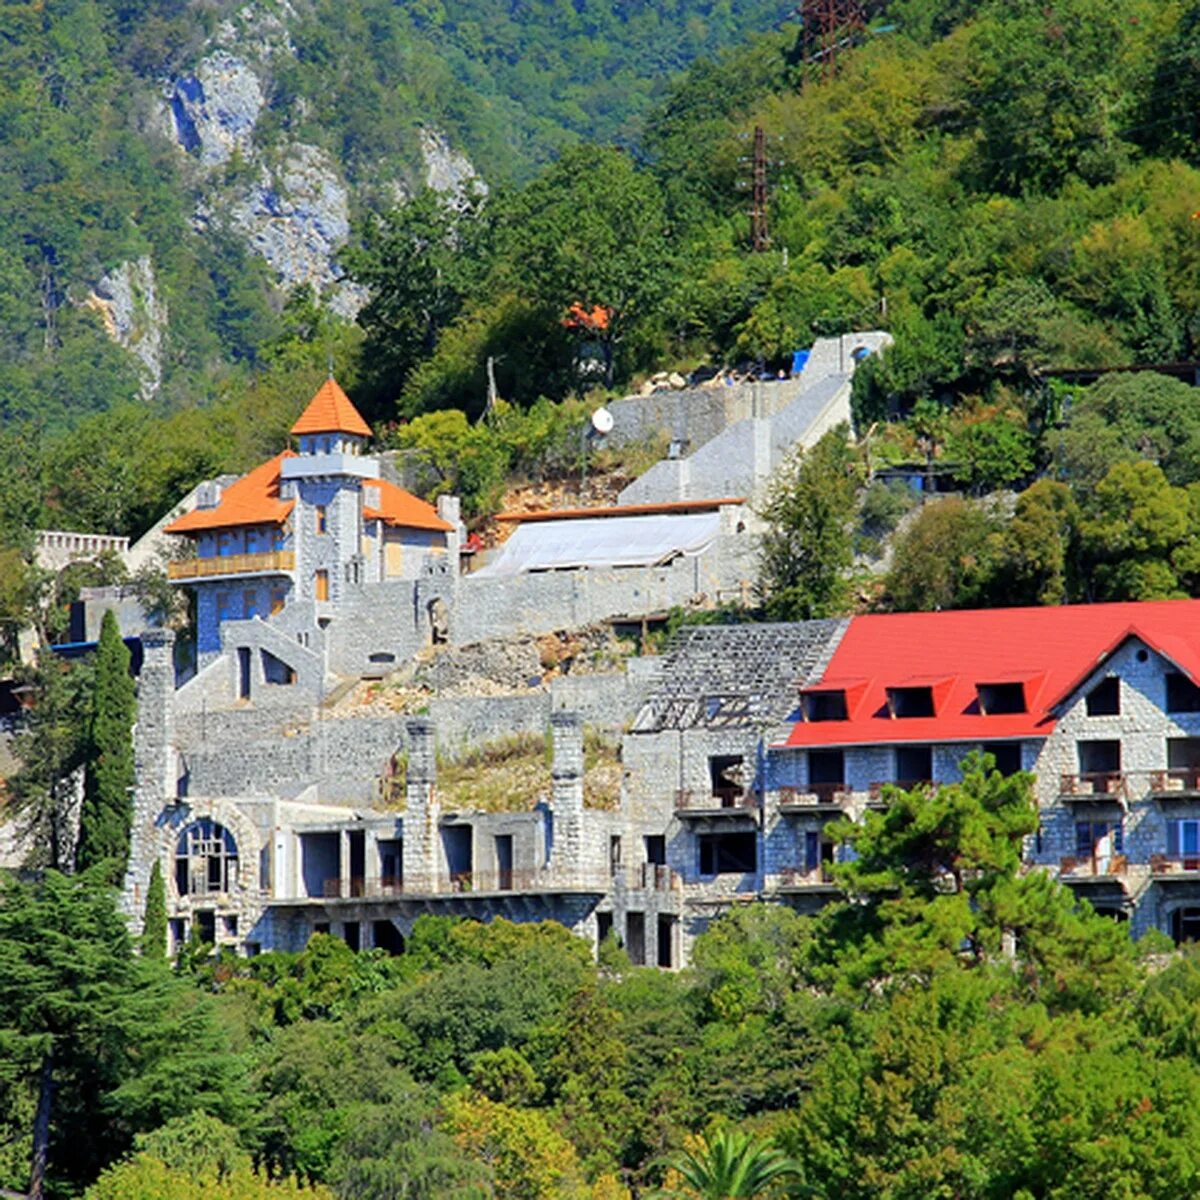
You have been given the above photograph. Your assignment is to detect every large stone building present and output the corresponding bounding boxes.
[122,594,1200,964]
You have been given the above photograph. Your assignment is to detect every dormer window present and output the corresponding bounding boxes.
[977,683,1025,715]
[1086,677,1120,717]
[804,690,847,722]
[888,686,935,718]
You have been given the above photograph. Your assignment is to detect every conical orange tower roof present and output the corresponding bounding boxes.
[291,378,372,438]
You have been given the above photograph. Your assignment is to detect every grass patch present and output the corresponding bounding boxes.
[377,729,621,812]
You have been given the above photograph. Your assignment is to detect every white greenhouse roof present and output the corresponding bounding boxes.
[473,511,721,578]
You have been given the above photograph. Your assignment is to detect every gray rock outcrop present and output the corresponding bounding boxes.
[81,256,167,398]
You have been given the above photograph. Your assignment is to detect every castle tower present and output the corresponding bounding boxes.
[281,378,379,606]
[402,717,440,892]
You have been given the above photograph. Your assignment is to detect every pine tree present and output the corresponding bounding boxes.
[76,610,136,882]
[142,860,167,960]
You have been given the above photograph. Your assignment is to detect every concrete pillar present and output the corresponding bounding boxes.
[402,718,439,892]
[339,830,351,899]
[551,711,584,883]
[123,629,177,923]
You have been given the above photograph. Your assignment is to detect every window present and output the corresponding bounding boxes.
[1076,819,1123,861]
[217,531,234,557]
[888,686,935,718]
[270,588,287,616]
[343,922,361,951]
[316,506,328,534]
[644,835,666,866]
[1086,677,1120,717]
[1173,908,1200,945]
[981,742,1022,776]
[1167,673,1200,713]
[895,745,932,786]
[610,835,622,871]
[314,569,329,601]
[216,591,236,621]
[805,690,848,721]
[977,683,1025,715]
[244,589,262,619]
[709,755,745,804]
[698,831,756,875]
[1078,739,1121,777]
[175,818,239,896]
[246,528,261,554]
[809,749,845,786]
[1168,819,1200,869]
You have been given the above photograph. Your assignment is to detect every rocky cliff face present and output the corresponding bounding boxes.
[91,0,484,389]
[81,257,167,400]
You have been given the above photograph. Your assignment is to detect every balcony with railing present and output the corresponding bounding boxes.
[1150,854,1200,878]
[675,788,757,817]
[315,869,612,899]
[1147,768,1200,798]
[777,783,853,815]
[1058,853,1128,882]
[1059,773,1127,803]
[169,549,295,581]
[775,864,840,893]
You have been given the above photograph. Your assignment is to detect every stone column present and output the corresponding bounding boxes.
[551,711,584,884]
[402,718,439,892]
[123,629,177,923]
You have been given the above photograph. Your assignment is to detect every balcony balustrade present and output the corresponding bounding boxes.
[169,549,295,581]
[675,788,757,814]
[1058,853,1128,879]
[1059,772,1126,800]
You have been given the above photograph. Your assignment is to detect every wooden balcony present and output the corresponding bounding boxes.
[168,550,295,581]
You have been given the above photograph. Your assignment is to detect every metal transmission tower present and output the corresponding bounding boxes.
[799,0,868,81]
[751,125,769,252]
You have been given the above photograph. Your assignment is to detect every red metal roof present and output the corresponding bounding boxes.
[495,497,744,523]
[290,378,372,438]
[779,600,1200,749]
[165,453,296,534]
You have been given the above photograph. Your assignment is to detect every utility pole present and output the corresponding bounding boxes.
[799,0,867,82]
[751,125,770,253]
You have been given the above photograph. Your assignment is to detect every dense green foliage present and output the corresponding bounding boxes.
[8,762,1200,1198]
[76,610,136,881]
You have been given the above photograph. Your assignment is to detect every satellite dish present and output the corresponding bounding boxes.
[591,406,614,435]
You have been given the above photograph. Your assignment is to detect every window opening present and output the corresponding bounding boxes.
[626,912,645,966]
[1167,672,1200,713]
[809,749,845,787]
[977,683,1025,714]
[644,834,666,866]
[709,754,746,806]
[1168,819,1200,869]
[657,915,676,969]
[888,686,935,718]
[804,690,847,721]
[1086,677,1120,717]
[981,742,1022,776]
[895,745,932,787]
[698,831,756,875]
[175,818,239,896]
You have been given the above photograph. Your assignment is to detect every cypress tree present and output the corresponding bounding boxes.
[76,610,136,882]
[142,860,167,960]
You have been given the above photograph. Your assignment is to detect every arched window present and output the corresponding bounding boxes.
[175,819,239,896]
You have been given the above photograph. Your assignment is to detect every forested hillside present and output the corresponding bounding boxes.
[12,0,1200,585]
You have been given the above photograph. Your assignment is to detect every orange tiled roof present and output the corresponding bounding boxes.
[363,478,453,532]
[290,378,372,438]
[166,452,297,534]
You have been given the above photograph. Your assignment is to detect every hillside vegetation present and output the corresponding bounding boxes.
[9,1,1200,598]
